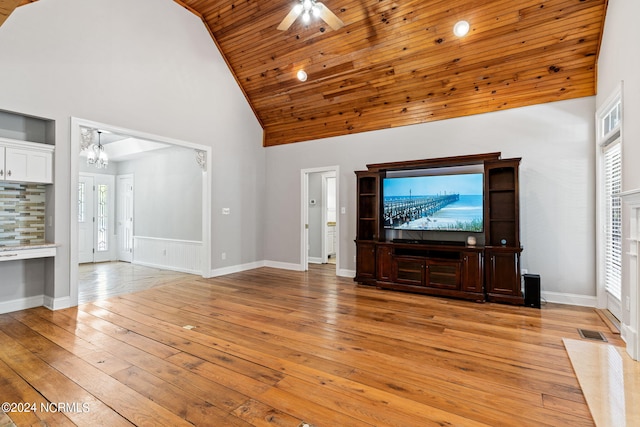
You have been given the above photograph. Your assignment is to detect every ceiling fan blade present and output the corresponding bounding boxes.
[315,2,344,31]
[277,6,301,31]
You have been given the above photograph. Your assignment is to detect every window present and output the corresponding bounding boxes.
[78,182,86,223]
[97,184,108,252]
[603,141,622,301]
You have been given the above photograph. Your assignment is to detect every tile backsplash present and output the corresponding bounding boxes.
[0,183,46,246]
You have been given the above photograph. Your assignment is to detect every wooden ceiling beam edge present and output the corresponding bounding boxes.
[173,0,266,132]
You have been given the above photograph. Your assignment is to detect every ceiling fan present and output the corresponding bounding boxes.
[277,0,344,31]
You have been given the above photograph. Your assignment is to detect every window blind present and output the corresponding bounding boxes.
[604,142,622,300]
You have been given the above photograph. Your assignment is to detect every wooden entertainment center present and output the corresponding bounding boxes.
[354,152,524,305]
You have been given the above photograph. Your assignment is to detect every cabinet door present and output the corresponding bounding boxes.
[392,256,424,286]
[5,147,52,183]
[461,251,483,292]
[355,242,376,283]
[426,260,461,290]
[376,245,393,282]
[486,249,523,304]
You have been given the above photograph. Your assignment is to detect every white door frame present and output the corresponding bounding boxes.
[69,117,213,307]
[301,166,339,273]
[595,83,623,315]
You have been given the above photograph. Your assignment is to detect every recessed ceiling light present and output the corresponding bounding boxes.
[297,69,308,82]
[453,20,470,37]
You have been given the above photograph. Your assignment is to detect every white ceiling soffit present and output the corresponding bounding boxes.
[81,137,172,162]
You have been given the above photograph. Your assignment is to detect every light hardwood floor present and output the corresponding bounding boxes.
[0,264,625,426]
[78,262,195,304]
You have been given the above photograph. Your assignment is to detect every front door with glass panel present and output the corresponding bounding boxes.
[78,173,115,263]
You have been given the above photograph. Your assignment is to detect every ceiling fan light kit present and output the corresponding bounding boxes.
[277,0,344,31]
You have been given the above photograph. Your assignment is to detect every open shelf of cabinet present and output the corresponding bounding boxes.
[355,171,382,284]
[484,158,522,303]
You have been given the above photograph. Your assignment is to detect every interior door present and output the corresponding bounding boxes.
[78,174,95,263]
[117,175,134,262]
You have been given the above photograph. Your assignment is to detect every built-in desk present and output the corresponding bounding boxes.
[0,243,57,261]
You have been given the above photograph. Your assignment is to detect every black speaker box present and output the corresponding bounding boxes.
[524,274,541,308]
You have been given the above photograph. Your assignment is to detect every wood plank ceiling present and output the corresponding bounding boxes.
[13,0,608,147]
[1,0,26,27]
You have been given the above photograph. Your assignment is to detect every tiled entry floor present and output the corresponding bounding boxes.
[564,338,640,426]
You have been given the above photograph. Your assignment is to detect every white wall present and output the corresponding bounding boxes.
[0,0,264,305]
[265,97,596,300]
[596,0,640,349]
[118,147,202,241]
[597,0,640,194]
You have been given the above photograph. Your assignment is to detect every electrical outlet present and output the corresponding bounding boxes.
[221,252,226,260]
[222,208,230,215]
[521,268,528,275]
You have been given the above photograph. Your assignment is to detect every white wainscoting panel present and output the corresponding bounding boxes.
[133,236,202,275]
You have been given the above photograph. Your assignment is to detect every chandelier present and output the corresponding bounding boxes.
[86,130,109,169]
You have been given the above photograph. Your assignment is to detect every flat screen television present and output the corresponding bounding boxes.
[383,170,484,232]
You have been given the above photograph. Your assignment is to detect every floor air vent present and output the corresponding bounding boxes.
[577,329,607,342]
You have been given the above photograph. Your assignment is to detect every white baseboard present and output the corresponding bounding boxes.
[541,291,597,307]
[133,260,201,275]
[308,257,324,264]
[338,268,356,278]
[43,295,72,311]
[264,260,304,271]
[210,261,266,277]
[621,323,638,361]
[0,295,44,314]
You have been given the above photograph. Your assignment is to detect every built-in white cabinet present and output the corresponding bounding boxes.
[0,137,54,184]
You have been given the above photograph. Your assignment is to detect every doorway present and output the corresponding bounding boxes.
[78,173,115,264]
[70,117,213,307]
[596,87,623,321]
[301,166,339,273]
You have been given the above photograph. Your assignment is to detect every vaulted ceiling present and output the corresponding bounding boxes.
[10,0,608,147]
